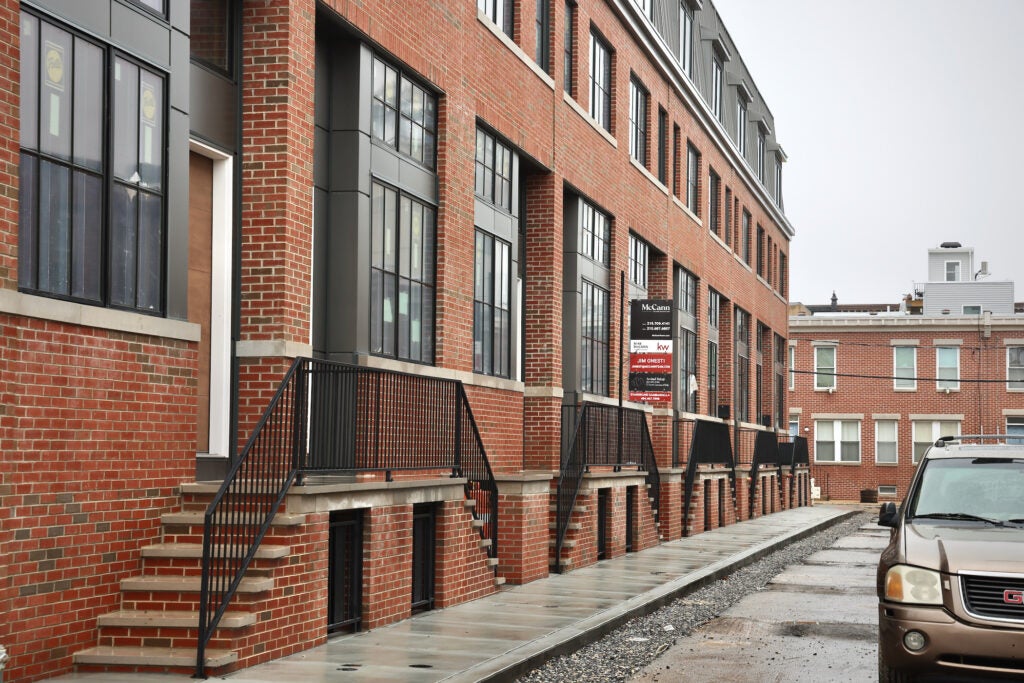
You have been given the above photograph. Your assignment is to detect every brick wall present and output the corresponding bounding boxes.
[0,319,197,683]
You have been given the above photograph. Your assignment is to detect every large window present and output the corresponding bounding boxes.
[815,420,860,463]
[535,0,551,73]
[814,345,836,390]
[876,419,898,464]
[741,210,751,265]
[756,224,765,276]
[677,267,698,413]
[734,307,749,424]
[945,261,960,282]
[1008,346,1024,390]
[736,97,747,155]
[913,420,959,463]
[628,233,648,289]
[579,199,610,265]
[581,280,609,395]
[756,129,766,182]
[711,53,723,121]
[679,2,693,77]
[474,231,511,377]
[686,142,700,215]
[724,188,732,247]
[589,31,612,131]
[775,154,784,207]
[563,1,575,95]
[19,12,166,313]
[479,0,513,36]
[707,169,720,236]
[936,347,959,391]
[370,182,435,364]
[707,289,720,417]
[894,346,916,390]
[475,129,513,211]
[628,77,648,166]
[657,108,668,184]
[1007,416,1024,445]
[372,57,437,169]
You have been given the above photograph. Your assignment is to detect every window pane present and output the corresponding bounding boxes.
[20,14,39,149]
[109,184,139,308]
[71,170,102,301]
[73,39,103,172]
[113,59,140,182]
[18,154,38,290]
[139,69,164,190]
[40,23,72,160]
[190,0,231,71]
[39,160,70,295]
[137,191,162,311]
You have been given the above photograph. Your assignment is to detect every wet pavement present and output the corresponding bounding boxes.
[631,518,887,682]
[43,505,857,683]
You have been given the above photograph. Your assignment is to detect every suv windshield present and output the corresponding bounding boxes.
[908,457,1024,525]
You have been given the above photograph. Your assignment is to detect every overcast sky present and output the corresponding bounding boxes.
[713,0,1023,305]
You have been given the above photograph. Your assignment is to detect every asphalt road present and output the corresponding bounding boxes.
[630,518,889,683]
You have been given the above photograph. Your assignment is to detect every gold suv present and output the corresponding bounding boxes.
[877,435,1024,682]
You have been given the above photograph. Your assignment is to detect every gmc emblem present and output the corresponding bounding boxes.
[1005,590,1024,605]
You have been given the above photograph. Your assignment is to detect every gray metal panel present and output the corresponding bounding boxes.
[170,28,189,114]
[111,1,170,66]
[165,107,189,321]
[31,0,110,36]
[189,65,236,151]
[168,0,189,35]
[326,189,370,355]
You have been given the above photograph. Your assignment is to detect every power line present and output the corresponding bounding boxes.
[790,369,1017,385]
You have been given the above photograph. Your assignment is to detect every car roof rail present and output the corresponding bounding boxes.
[933,434,1018,447]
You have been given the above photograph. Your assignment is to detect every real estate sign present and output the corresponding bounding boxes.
[629,299,673,404]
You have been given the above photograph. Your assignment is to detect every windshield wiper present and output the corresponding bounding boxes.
[912,512,1007,527]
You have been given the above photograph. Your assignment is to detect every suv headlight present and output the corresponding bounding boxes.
[884,565,943,605]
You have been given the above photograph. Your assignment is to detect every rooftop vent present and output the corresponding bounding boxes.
[940,241,962,248]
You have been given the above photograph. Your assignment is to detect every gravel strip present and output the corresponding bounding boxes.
[517,509,876,683]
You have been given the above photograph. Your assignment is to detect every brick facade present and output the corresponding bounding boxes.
[0,0,809,681]
[790,316,1024,501]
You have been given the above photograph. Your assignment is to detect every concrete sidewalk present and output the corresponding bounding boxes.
[44,505,857,683]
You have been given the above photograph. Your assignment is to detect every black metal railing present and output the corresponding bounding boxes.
[195,359,497,677]
[743,428,782,518]
[554,402,661,572]
[677,418,735,534]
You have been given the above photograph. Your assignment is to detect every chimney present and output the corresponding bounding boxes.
[830,291,838,311]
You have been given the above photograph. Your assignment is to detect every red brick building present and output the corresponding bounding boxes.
[789,243,1024,503]
[0,1,805,681]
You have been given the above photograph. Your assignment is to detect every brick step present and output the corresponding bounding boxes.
[141,542,290,560]
[161,511,306,527]
[73,645,236,671]
[121,574,274,594]
[97,609,256,630]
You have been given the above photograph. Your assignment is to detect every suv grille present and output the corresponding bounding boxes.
[961,573,1024,623]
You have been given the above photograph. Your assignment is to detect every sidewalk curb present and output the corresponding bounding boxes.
[459,509,861,683]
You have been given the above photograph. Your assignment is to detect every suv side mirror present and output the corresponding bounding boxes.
[878,502,898,528]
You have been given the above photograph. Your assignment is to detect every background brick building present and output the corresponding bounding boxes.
[0,1,805,681]
[789,243,1024,502]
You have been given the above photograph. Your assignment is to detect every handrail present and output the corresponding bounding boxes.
[677,418,735,535]
[195,358,498,677]
[196,357,307,678]
[554,402,660,572]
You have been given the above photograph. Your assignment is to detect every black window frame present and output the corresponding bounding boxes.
[18,10,169,315]
[686,142,700,215]
[475,128,513,212]
[581,279,610,396]
[369,180,436,365]
[628,75,648,167]
[371,55,437,170]
[536,0,551,73]
[589,29,612,131]
[473,229,512,378]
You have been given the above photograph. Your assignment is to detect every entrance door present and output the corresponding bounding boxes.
[411,504,436,613]
[597,488,609,560]
[188,152,213,453]
[187,144,232,461]
[328,510,363,633]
